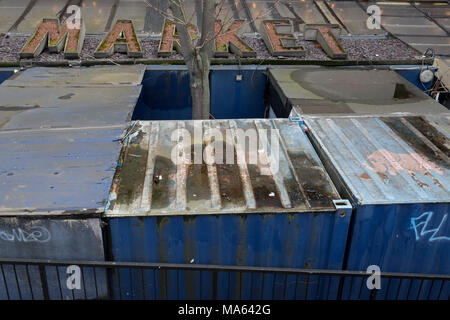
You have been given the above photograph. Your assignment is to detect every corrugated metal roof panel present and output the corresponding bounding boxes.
[304,115,450,205]
[106,119,342,216]
[3,65,146,87]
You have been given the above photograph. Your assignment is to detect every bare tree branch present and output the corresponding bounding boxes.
[145,0,281,120]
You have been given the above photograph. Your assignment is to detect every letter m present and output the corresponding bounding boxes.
[20,18,85,59]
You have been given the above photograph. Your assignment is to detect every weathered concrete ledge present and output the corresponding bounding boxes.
[0,57,434,68]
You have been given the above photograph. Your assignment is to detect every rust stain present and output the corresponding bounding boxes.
[360,173,370,179]
[425,172,446,190]
[417,181,429,188]
[376,172,388,180]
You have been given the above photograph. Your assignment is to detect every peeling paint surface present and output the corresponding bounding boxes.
[363,149,444,176]
[305,115,450,204]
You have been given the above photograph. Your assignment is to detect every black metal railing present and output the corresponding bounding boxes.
[0,258,448,300]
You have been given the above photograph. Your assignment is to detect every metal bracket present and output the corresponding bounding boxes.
[289,116,309,132]
[333,199,352,217]
[327,199,353,272]
[289,115,302,123]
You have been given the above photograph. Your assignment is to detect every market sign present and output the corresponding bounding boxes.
[20,18,346,60]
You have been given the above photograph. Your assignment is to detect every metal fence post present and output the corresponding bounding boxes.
[370,289,378,300]
[38,265,50,300]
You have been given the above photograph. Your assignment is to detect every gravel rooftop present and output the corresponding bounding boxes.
[0,34,422,64]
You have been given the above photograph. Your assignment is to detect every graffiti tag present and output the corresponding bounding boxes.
[0,226,51,243]
[410,212,450,242]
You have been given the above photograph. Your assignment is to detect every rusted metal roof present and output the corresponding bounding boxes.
[105,119,342,217]
[304,114,450,205]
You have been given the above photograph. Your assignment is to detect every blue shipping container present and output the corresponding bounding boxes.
[104,119,353,299]
[304,114,450,300]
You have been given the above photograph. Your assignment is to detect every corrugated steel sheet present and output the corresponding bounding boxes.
[304,115,449,289]
[268,67,449,117]
[304,115,449,205]
[106,119,342,216]
[105,119,353,299]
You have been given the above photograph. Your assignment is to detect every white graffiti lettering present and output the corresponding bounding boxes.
[410,212,450,242]
[0,226,51,243]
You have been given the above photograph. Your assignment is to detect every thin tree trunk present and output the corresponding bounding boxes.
[189,57,206,119]
[188,52,210,119]
[169,0,216,120]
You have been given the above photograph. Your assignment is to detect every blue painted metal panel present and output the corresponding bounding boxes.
[394,67,437,92]
[210,69,267,119]
[346,203,449,274]
[132,67,267,120]
[132,69,192,120]
[0,70,13,84]
[106,207,352,299]
[342,203,449,300]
